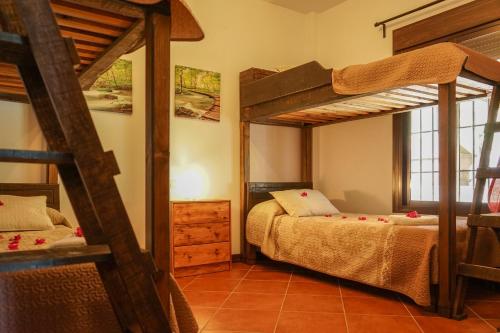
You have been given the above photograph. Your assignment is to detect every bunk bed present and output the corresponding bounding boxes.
[239,42,500,317]
[0,0,203,332]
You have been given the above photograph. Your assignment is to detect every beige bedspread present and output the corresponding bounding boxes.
[332,42,477,95]
[247,200,500,306]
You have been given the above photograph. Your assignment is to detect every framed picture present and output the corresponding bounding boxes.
[175,65,221,122]
[83,58,132,114]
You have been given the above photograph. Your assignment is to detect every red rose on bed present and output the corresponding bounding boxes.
[300,191,308,197]
[75,227,84,237]
[342,216,347,219]
[8,242,19,250]
[324,214,332,217]
[34,238,46,245]
[9,234,21,243]
[358,216,367,221]
[0,200,4,206]
[406,211,420,218]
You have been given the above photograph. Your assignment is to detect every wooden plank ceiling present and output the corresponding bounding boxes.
[269,77,493,127]
[0,0,143,102]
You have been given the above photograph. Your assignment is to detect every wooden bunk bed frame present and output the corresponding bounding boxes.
[0,0,204,331]
[239,46,500,317]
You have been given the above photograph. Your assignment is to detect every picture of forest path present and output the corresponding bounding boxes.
[175,65,221,122]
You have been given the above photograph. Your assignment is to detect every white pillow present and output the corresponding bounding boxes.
[270,189,339,217]
[0,195,55,231]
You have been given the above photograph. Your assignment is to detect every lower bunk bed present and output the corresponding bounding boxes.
[0,183,197,333]
[243,182,500,308]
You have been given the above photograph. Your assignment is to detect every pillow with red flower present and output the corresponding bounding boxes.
[270,189,340,217]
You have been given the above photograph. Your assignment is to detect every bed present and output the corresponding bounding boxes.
[0,183,121,333]
[244,183,500,307]
[239,43,500,315]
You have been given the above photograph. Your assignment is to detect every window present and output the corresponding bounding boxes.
[393,97,500,215]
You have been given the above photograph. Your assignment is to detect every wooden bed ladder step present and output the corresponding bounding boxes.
[452,85,500,321]
[0,1,171,332]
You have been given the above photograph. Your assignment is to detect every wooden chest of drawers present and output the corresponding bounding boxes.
[170,200,231,277]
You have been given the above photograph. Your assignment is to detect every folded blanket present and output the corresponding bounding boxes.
[49,235,86,248]
[389,214,438,226]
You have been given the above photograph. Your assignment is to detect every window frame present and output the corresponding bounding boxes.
[393,112,489,216]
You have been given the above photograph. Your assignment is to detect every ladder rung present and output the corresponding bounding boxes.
[0,31,30,65]
[0,149,73,164]
[468,213,500,228]
[457,263,500,283]
[476,167,500,179]
[486,122,500,133]
[0,245,112,273]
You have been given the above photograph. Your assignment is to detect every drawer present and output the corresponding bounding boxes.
[174,262,230,278]
[174,242,230,268]
[172,201,230,225]
[173,222,230,246]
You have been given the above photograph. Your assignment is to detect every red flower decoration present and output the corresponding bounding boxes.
[8,242,19,251]
[358,216,367,221]
[342,216,347,219]
[406,211,420,218]
[324,214,332,217]
[0,200,4,206]
[300,191,308,197]
[0,235,3,240]
[34,238,46,245]
[75,227,84,237]
[377,217,386,222]
[9,234,21,243]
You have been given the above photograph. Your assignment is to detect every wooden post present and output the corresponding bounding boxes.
[301,127,312,182]
[240,121,252,262]
[438,81,457,316]
[46,164,58,184]
[145,10,171,309]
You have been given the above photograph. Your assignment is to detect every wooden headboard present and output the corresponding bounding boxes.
[0,183,60,210]
[246,182,313,213]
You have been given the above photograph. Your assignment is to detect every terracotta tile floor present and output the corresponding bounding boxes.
[178,261,500,333]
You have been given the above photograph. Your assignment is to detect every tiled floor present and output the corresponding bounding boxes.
[176,261,500,333]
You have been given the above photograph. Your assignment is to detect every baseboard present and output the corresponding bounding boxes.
[231,254,241,262]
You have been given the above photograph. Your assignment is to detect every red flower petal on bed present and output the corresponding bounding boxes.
[0,200,4,206]
[9,234,21,242]
[75,227,84,237]
[324,214,332,217]
[34,238,46,245]
[8,242,19,250]
[377,217,385,222]
[342,216,347,219]
[406,211,420,218]
[300,191,308,197]
[358,216,367,221]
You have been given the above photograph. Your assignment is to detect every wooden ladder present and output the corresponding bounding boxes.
[0,1,171,332]
[452,84,500,321]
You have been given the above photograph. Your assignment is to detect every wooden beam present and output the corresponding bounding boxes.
[0,31,30,65]
[241,61,332,108]
[301,127,312,183]
[145,11,171,310]
[0,92,28,103]
[240,121,252,262]
[437,81,457,317]
[79,19,145,90]
[0,149,73,164]
[51,0,144,20]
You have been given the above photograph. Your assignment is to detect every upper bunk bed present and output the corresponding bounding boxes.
[240,42,500,127]
[0,0,203,104]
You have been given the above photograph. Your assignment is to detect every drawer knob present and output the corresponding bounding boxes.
[214,232,220,238]
[188,255,193,260]
[215,249,220,255]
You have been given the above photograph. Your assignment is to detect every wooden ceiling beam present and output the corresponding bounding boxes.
[60,27,114,45]
[79,19,145,90]
[57,0,145,18]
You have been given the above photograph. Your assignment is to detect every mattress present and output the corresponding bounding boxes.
[246,199,500,306]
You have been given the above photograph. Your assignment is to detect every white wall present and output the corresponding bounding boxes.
[313,0,474,214]
[170,0,315,253]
